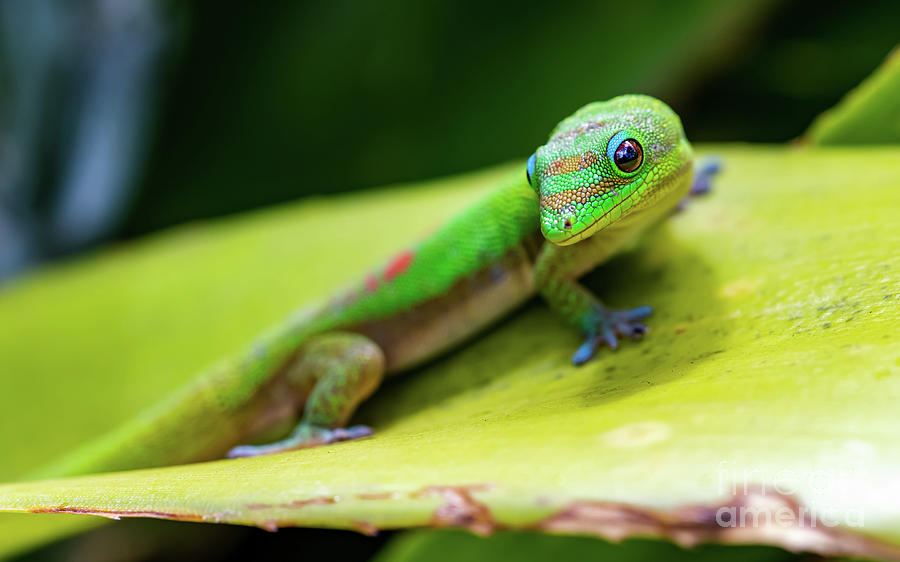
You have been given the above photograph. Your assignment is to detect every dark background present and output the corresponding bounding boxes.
[129,0,899,232]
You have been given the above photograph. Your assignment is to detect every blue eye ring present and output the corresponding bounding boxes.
[526,153,536,186]
[606,131,644,175]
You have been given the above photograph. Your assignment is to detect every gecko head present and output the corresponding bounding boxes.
[526,95,693,246]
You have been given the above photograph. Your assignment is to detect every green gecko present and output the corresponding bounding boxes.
[38,94,717,476]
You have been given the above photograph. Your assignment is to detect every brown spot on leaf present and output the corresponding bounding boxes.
[351,520,379,536]
[356,492,400,500]
[247,496,338,510]
[535,486,900,560]
[30,506,201,522]
[416,484,496,536]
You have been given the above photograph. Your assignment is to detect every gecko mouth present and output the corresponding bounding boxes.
[549,184,641,245]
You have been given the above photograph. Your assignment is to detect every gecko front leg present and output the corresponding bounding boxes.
[228,332,384,458]
[534,242,652,366]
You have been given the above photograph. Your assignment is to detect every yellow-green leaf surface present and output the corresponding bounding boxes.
[1,146,899,559]
[806,45,900,144]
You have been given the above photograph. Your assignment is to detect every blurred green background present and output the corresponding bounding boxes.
[0,0,898,282]
[1,0,898,561]
[123,0,900,231]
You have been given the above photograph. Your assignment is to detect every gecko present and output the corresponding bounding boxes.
[38,94,717,475]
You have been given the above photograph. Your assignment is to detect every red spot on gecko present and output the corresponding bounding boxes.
[383,250,415,282]
[364,274,379,292]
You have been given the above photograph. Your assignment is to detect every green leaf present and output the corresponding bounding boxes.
[1,146,900,560]
[806,45,900,144]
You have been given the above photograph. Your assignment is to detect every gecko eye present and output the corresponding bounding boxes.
[613,139,643,173]
[526,153,536,186]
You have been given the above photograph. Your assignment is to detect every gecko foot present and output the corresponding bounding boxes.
[691,157,721,196]
[677,157,721,210]
[572,305,652,366]
[227,424,373,458]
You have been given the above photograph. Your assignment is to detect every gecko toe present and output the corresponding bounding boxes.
[330,425,374,441]
[572,305,653,365]
[226,424,374,458]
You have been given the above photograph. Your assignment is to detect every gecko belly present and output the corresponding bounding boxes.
[349,239,540,373]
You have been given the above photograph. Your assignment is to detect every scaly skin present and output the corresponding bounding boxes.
[33,95,714,475]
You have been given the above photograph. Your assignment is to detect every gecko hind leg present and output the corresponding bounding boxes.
[228,332,385,458]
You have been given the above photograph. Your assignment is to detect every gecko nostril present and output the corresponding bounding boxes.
[564,219,573,229]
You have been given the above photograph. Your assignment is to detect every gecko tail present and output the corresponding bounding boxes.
[26,317,325,480]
